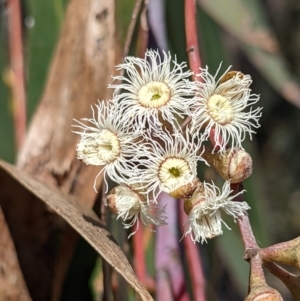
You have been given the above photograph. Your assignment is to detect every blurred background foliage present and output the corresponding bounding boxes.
[1,0,300,300]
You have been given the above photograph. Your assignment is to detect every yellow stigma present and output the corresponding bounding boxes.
[96,130,120,163]
[207,94,234,125]
[158,157,192,192]
[138,81,171,108]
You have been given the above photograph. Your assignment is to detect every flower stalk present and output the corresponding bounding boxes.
[245,255,283,301]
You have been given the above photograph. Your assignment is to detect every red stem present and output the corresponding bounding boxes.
[182,0,201,128]
[183,3,206,300]
[264,261,297,280]
[179,202,206,301]
[184,0,201,78]
[7,0,27,150]
[133,220,147,285]
[237,214,258,250]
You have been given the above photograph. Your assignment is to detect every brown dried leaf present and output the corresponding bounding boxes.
[0,160,153,301]
[0,210,32,301]
[17,0,116,200]
[13,0,119,297]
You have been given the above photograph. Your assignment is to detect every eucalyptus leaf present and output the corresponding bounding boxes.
[198,0,300,108]
[0,160,153,301]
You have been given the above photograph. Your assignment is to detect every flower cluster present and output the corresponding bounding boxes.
[74,49,261,243]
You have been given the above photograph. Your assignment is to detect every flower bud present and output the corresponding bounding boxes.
[105,186,143,215]
[105,185,167,237]
[219,71,245,84]
[245,285,283,301]
[203,148,252,183]
[105,187,118,214]
[169,178,200,199]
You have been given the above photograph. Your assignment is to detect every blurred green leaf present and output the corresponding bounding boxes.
[115,0,137,50]
[197,0,300,109]
[0,79,15,163]
[0,37,15,162]
[197,7,229,73]
[217,228,248,297]
[243,140,270,247]
[197,0,275,50]
[25,0,68,119]
[165,0,188,63]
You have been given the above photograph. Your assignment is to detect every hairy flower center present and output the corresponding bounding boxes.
[207,94,234,125]
[138,81,171,108]
[158,157,192,192]
[96,130,120,163]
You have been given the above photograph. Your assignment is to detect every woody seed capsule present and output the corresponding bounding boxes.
[203,148,253,183]
[245,285,283,301]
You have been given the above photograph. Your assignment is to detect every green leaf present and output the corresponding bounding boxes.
[25,0,68,119]
[0,41,15,162]
[197,0,300,108]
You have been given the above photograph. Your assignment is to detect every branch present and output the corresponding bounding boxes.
[264,262,300,300]
[184,0,201,77]
[230,183,259,252]
[123,0,144,58]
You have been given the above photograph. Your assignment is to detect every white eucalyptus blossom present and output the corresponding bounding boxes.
[190,65,262,152]
[136,130,205,201]
[106,185,168,238]
[110,49,197,130]
[184,181,250,243]
[73,101,143,190]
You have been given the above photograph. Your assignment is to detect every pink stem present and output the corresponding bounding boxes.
[237,214,259,251]
[179,202,206,301]
[182,0,201,129]
[230,183,259,251]
[7,0,27,150]
[184,0,201,78]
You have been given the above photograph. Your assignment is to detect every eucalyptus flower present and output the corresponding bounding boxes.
[73,101,143,190]
[106,185,167,237]
[110,49,197,130]
[190,65,262,152]
[136,130,205,201]
[183,181,250,243]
